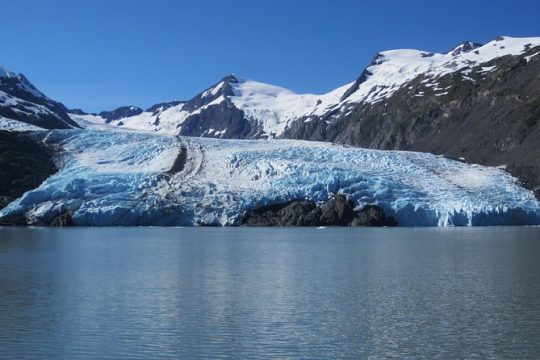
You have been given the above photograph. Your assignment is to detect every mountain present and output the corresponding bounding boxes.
[0,66,79,129]
[69,37,539,139]
[283,36,540,197]
[69,74,319,138]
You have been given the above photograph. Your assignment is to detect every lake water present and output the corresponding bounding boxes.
[0,227,539,359]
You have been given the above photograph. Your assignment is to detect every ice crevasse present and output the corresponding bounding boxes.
[1,128,539,226]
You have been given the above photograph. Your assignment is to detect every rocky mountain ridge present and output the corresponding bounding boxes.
[0,67,78,129]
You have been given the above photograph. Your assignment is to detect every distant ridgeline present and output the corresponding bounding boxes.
[0,36,539,225]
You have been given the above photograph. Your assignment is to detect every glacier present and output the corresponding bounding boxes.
[1,127,539,226]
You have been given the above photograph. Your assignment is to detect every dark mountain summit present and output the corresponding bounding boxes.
[0,67,79,129]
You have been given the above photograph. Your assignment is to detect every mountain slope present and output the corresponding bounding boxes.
[0,66,79,129]
[283,36,540,197]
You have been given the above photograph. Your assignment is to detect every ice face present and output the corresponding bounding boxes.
[1,128,539,226]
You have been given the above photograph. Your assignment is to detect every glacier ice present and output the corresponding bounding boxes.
[0,128,539,226]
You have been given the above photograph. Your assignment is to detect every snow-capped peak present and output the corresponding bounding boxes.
[0,65,46,99]
[200,80,227,99]
[226,76,321,136]
[449,41,483,56]
[330,36,540,108]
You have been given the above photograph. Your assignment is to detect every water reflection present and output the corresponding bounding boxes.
[0,227,539,358]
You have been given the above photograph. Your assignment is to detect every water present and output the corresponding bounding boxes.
[0,227,539,359]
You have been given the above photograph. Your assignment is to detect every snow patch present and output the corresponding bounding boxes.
[0,116,44,131]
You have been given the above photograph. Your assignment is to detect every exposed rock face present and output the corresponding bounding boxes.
[49,213,74,227]
[99,106,143,123]
[177,76,265,139]
[0,130,58,225]
[351,205,399,227]
[0,130,57,209]
[240,195,398,227]
[319,195,357,226]
[283,45,540,198]
[0,214,27,226]
[449,41,483,56]
[179,100,259,139]
[145,101,184,115]
[166,146,187,174]
[241,200,321,226]
[67,108,87,115]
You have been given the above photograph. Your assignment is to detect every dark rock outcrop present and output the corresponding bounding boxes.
[449,41,483,56]
[166,145,187,174]
[241,200,322,226]
[177,75,265,139]
[0,71,79,129]
[240,195,398,227]
[0,130,58,225]
[49,213,74,227]
[179,100,260,139]
[0,130,57,208]
[145,100,184,115]
[99,106,143,123]
[319,195,357,226]
[351,205,399,226]
[67,108,87,115]
[0,214,28,226]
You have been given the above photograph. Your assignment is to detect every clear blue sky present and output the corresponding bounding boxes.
[1,0,539,112]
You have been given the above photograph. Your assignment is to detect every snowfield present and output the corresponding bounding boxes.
[1,128,538,226]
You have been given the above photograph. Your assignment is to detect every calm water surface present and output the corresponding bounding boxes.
[0,227,539,359]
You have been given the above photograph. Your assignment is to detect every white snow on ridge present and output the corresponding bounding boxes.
[69,105,191,134]
[228,76,321,136]
[0,88,52,117]
[1,129,538,226]
[335,36,540,106]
